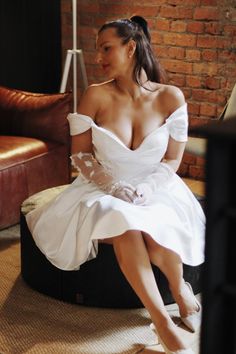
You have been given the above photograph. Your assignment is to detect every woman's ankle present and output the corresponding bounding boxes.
[170,281,199,318]
[153,320,187,351]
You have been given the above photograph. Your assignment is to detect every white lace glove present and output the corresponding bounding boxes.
[71,152,137,203]
[134,162,175,205]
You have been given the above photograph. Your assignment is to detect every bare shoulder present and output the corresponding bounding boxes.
[158,84,186,115]
[77,81,113,118]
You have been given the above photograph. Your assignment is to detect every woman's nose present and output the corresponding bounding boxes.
[95,52,102,64]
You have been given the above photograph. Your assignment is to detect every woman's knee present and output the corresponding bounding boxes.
[143,233,165,264]
[99,230,142,246]
[143,233,160,252]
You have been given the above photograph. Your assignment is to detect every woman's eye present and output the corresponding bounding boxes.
[104,46,110,52]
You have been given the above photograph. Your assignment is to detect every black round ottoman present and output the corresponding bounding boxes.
[20,185,202,308]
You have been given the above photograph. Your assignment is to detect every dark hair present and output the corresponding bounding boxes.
[98,15,165,87]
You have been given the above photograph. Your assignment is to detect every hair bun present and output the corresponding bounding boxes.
[130,15,151,42]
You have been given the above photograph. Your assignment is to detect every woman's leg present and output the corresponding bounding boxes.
[107,230,188,351]
[142,233,199,318]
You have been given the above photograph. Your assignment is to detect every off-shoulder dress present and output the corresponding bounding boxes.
[26,104,205,270]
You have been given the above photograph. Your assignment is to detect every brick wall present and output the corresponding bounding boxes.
[61,0,236,180]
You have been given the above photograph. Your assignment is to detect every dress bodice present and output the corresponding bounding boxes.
[67,104,188,183]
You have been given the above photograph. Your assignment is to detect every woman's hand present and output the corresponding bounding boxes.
[133,183,153,205]
[110,181,138,203]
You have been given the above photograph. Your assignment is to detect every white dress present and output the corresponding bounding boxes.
[26,104,205,271]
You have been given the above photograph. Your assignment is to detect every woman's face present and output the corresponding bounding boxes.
[96,28,135,79]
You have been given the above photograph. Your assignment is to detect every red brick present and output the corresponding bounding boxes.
[200,103,217,117]
[188,102,200,115]
[197,35,230,49]
[162,59,193,74]
[152,32,163,45]
[135,0,166,4]
[182,88,192,99]
[231,8,236,21]
[95,17,115,28]
[99,4,131,15]
[197,36,217,48]
[100,0,133,3]
[79,3,99,13]
[219,50,236,63]
[170,21,187,33]
[186,76,202,88]
[189,165,205,180]
[84,51,97,65]
[189,117,211,130]
[155,19,170,31]
[178,162,189,178]
[194,7,219,20]
[146,19,156,30]
[168,47,185,59]
[216,93,228,105]
[187,21,204,34]
[168,73,186,87]
[183,152,197,165]
[200,0,217,4]
[193,62,218,76]
[160,6,193,19]
[80,38,96,51]
[79,26,97,38]
[61,14,70,28]
[205,22,222,35]
[61,0,71,12]
[224,24,236,35]
[132,5,160,17]
[164,33,196,47]
[205,77,221,89]
[186,49,201,61]
[79,14,95,26]
[217,106,225,118]
[196,156,206,166]
[192,89,217,103]
[79,0,97,4]
[201,49,217,61]
[220,78,228,89]
[167,0,200,4]
[154,46,168,58]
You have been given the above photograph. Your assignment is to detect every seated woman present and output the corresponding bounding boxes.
[26,16,205,354]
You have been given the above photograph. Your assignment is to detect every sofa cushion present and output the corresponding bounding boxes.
[0,136,61,169]
[0,86,72,144]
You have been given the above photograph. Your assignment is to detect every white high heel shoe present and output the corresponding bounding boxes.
[150,323,194,354]
[181,282,202,332]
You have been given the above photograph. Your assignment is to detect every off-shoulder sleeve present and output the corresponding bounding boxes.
[167,104,188,142]
[67,113,93,136]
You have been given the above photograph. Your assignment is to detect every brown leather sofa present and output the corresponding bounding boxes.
[0,86,72,230]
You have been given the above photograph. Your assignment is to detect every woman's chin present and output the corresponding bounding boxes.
[104,71,115,80]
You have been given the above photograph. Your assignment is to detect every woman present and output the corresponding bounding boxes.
[26,16,205,354]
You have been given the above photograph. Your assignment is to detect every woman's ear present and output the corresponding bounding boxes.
[127,40,136,58]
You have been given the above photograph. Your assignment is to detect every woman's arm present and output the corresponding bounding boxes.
[71,85,100,155]
[163,138,186,173]
[162,85,187,173]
